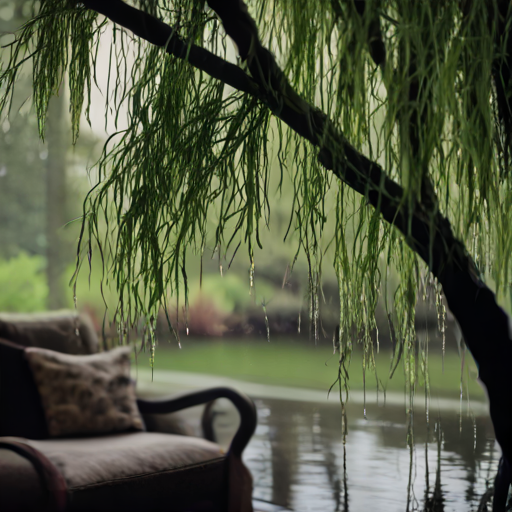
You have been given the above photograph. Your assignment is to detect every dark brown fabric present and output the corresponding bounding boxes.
[0,312,98,355]
[25,347,144,437]
[2,432,224,488]
[0,447,47,511]
[141,411,197,437]
[0,338,48,439]
[227,453,254,512]
[0,440,67,512]
[67,458,228,512]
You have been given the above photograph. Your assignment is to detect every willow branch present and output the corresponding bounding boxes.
[81,0,260,97]
[204,0,451,274]
[206,0,512,467]
[490,1,512,172]
[352,0,387,70]
[82,0,511,464]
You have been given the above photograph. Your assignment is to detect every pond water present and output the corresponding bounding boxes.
[137,366,499,511]
[243,397,499,512]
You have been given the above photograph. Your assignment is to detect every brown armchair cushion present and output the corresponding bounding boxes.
[0,432,224,488]
[0,312,98,355]
[24,346,145,437]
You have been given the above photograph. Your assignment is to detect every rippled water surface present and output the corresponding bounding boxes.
[243,397,499,512]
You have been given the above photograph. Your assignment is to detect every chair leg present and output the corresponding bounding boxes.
[227,453,253,512]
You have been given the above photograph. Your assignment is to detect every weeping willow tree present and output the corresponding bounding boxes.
[1,0,512,503]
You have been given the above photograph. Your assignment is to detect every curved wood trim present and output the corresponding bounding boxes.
[136,386,257,458]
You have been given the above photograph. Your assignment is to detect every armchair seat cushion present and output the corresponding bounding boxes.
[0,432,224,489]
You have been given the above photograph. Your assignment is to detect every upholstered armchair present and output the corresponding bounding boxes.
[0,312,257,512]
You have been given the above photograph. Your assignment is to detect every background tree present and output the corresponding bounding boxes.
[0,0,91,310]
[1,0,511,505]
[45,92,69,309]
[0,0,46,260]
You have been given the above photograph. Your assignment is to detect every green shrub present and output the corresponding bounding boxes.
[189,273,275,313]
[0,252,48,312]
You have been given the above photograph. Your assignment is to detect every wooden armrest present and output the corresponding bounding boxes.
[136,387,257,458]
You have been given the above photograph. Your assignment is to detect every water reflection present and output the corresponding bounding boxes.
[244,398,498,511]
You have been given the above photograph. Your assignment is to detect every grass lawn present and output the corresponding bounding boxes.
[136,336,486,401]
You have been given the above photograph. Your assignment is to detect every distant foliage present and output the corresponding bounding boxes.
[0,111,46,259]
[0,253,48,312]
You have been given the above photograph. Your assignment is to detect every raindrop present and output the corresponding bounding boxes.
[249,259,255,293]
[178,341,182,349]
[262,302,270,342]
[436,290,446,372]
[363,365,367,419]
[186,327,189,336]
[150,343,155,381]
[0,166,6,177]
[313,287,319,344]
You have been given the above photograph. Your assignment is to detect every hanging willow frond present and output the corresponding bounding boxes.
[1,1,512,397]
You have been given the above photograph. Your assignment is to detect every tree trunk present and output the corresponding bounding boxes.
[45,92,68,310]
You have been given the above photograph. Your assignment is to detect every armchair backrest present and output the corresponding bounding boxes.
[0,311,99,355]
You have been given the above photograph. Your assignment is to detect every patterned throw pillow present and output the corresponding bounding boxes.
[24,346,145,437]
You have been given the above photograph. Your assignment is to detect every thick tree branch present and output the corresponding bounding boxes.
[354,1,437,210]
[352,0,387,70]
[82,0,512,469]
[82,0,260,97]
[204,0,457,278]
[491,1,512,174]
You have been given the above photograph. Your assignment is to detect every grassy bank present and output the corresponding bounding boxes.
[136,337,485,401]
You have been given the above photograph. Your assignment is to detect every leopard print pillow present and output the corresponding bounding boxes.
[24,346,145,437]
